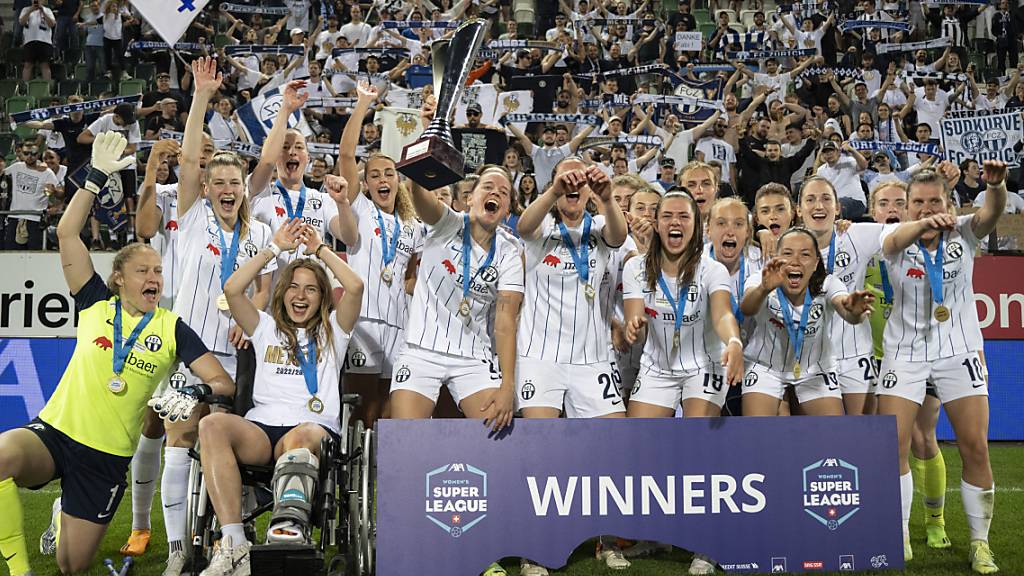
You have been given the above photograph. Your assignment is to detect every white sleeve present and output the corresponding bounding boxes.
[824,274,850,303]
[427,204,463,239]
[849,222,884,256]
[496,239,525,294]
[621,257,645,300]
[705,259,732,296]
[127,122,141,144]
[744,271,763,293]
[956,213,980,249]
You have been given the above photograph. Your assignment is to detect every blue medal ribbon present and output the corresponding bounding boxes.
[879,261,893,304]
[275,181,306,219]
[297,336,318,399]
[375,207,402,269]
[461,214,497,302]
[112,299,154,375]
[656,273,688,337]
[825,231,837,274]
[775,287,812,373]
[710,246,745,324]
[557,213,593,287]
[210,201,242,289]
[917,234,944,307]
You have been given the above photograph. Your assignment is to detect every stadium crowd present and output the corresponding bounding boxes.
[0,0,1023,575]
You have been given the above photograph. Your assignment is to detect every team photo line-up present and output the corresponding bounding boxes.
[1,1,1021,573]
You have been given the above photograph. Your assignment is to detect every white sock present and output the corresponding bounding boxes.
[130,434,164,531]
[220,523,247,548]
[900,472,913,540]
[161,447,191,554]
[961,479,994,542]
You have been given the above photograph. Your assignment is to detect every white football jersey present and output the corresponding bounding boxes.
[622,253,732,374]
[600,235,639,326]
[404,207,524,360]
[743,273,849,376]
[245,311,350,434]
[148,183,182,302]
[519,214,616,365]
[880,215,984,361]
[174,201,277,354]
[702,244,765,340]
[346,193,422,328]
[252,182,340,284]
[820,224,884,360]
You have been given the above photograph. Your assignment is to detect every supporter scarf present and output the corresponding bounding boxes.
[582,63,667,79]
[839,19,913,32]
[307,142,341,155]
[901,70,968,83]
[579,135,663,150]
[849,139,943,157]
[634,93,725,112]
[726,48,815,60]
[304,97,358,109]
[323,70,392,83]
[875,37,950,54]
[922,0,990,5]
[487,39,559,50]
[579,94,631,109]
[574,18,658,27]
[10,94,142,125]
[331,47,406,57]
[224,45,305,56]
[941,111,1024,168]
[718,30,767,49]
[220,3,291,15]
[382,20,461,29]
[800,66,863,79]
[128,40,209,51]
[500,113,602,125]
[688,64,736,73]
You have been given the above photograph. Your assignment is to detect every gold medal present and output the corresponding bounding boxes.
[584,283,596,301]
[381,267,394,284]
[108,375,126,394]
[934,305,950,322]
[458,298,471,317]
[216,294,230,311]
[308,396,324,414]
[793,361,801,379]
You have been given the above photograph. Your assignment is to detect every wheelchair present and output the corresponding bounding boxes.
[183,346,377,575]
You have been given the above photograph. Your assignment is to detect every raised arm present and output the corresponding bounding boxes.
[504,119,535,155]
[567,122,596,152]
[339,81,380,202]
[300,224,364,333]
[832,290,875,324]
[881,213,956,257]
[518,170,572,240]
[58,132,134,293]
[178,56,223,216]
[249,79,309,197]
[587,165,627,246]
[136,139,181,240]
[740,258,785,317]
[690,109,721,141]
[972,160,1008,239]
[323,174,358,246]
[225,219,303,336]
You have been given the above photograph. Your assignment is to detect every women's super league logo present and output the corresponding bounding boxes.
[802,458,862,531]
[425,463,489,538]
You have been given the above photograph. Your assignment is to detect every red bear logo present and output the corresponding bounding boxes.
[165,220,178,231]
[442,259,456,274]
[207,243,221,256]
[906,267,926,279]
[275,206,285,217]
[769,318,784,329]
[542,254,561,267]
[374,228,381,237]
[93,336,113,350]
[644,306,658,319]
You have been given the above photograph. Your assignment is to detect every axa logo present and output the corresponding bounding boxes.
[802,457,861,531]
[93,336,113,350]
[425,463,488,538]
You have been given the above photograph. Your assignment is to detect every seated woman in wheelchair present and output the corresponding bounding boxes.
[197,215,363,576]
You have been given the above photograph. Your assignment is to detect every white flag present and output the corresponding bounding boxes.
[455,84,499,126]
[235,86,312,146]
[130,0,212,46]
[377,107,425,162]
[495,90,534,133]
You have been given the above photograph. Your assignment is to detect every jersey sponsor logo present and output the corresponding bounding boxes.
[275,206,286,217]
[374,227,381,236]
[169,371,187,389]
[425,463,489,538]
[946,241,963,260]
[93,336,113,350]
[479,266,498,283]
[165,220,178,231]
[206,243,221,256]
[144,334,162,352]
[802,457,862,531]
[308,197,323,210]
[906,267,925,279]
[542,254,561,267]
[442,259,456,274]
[124,351,160,375]
[834,251,851,268]
[809,303,824,321]
[395,365,411,383]
[521,381,535,400]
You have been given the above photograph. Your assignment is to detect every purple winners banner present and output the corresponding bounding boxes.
[377,417,903,575]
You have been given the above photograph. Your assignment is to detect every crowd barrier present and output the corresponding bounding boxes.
[377,417,903,575]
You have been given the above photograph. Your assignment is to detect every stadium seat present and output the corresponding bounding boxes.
[740,9,758,28]
[58,79,82,96]
[5,95,35,116]
[693,8,710,23]
[74,63,89,81]
[215,34,233,48]
[26,80,51,100]
[0,79,20,99]
[0,133,16,162]
[699,22,717,39]
[88,79,113,96]
[133,62,156,82]
[119,79,147,96]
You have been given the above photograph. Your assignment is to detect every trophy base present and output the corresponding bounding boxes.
[397,135,465,190]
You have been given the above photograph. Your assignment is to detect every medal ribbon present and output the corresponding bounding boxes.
[775,287,812,373]
[275,180,307,219]
[297,336,318,398]
[113,299,154,375]
[657,273,688,338]
[917,234,944,308]
[375,207,402,269]
[879,261,894,304]
[711,247,745,324]
[825,231,837,274]
[461,214,497,302]
[557,213,593,287]
[210,201,242,289]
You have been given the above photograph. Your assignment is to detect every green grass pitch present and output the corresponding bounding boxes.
[12,444,1024,576]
